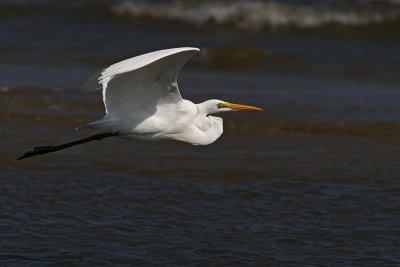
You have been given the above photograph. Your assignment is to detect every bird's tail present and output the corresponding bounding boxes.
[76,116,119,131]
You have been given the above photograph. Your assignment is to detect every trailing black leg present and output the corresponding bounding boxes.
[18,132,117,160]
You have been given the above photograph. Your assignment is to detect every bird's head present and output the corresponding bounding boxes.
[198,99,263,115]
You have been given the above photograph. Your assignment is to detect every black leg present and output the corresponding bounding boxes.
[18,132,117,160]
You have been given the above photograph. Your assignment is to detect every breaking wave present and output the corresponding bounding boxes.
[111,0,400,30]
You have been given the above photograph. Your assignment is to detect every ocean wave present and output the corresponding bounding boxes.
[111,0,400,30]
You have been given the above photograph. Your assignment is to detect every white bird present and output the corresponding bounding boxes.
[18,47,262,160]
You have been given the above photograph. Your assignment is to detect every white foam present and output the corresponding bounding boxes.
[111,1,400,30]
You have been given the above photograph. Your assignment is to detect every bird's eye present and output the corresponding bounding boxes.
[217,103,224,109]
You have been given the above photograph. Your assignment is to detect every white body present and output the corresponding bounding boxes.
[89,99,223,145]
[83,47,224,145]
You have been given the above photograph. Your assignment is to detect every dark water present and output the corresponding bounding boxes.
[1,0,400,266]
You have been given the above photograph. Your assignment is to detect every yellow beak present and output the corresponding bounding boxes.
[223,102,263,111]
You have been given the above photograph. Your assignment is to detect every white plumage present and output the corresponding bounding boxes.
[83,47,262,145]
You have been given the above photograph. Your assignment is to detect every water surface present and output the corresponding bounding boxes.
[1,0,400,266]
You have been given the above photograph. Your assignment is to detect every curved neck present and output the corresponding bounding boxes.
[196,102,208,115]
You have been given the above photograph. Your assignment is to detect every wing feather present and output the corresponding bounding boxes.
[82,47,199,115]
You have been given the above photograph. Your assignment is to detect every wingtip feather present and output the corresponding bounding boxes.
[81,70,104,92]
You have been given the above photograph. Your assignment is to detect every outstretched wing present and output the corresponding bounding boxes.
[82,47,199,115]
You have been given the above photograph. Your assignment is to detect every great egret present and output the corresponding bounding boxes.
[18,47,262,160]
